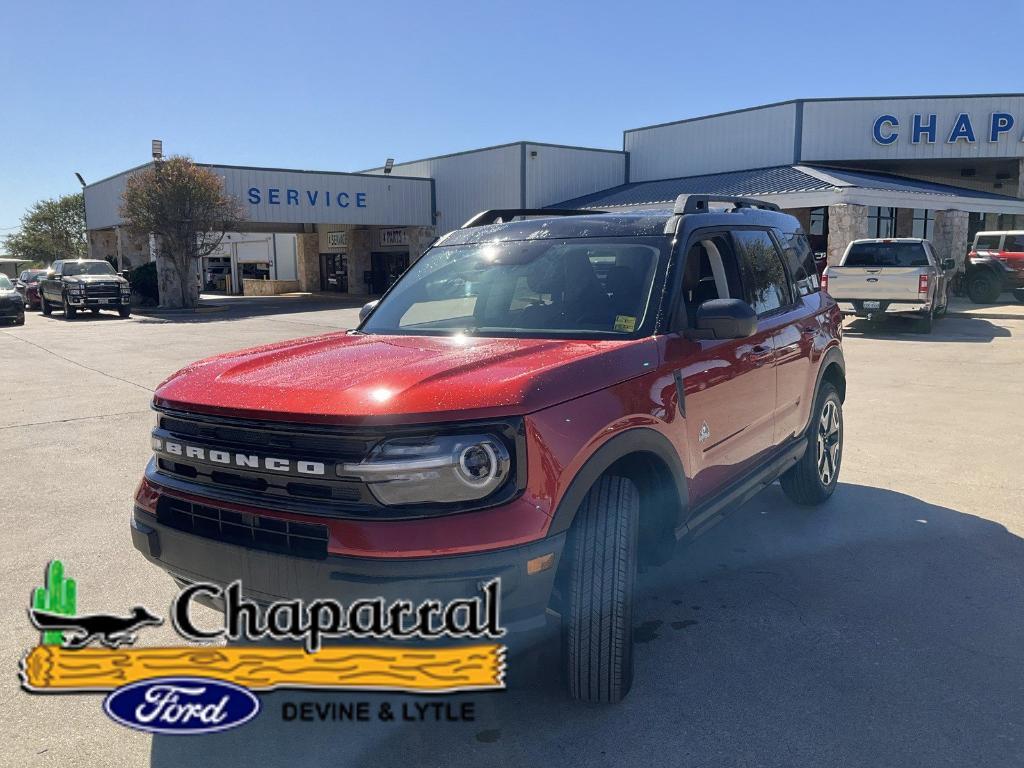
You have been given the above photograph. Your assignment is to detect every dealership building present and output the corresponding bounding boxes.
[85,93,1024,297]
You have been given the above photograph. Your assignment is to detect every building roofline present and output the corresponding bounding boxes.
[85,162,434,189]
[623,93,1024,135]
[359,140,624,173]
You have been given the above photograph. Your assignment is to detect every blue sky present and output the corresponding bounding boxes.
[2,0,1022,231]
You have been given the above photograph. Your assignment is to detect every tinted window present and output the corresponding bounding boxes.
[779,230,818,296]
[975,235,1002,250]
[734,230,791,315]
[0,275,13,290]
[844,242,929,267]
[362,239,663,338]
[62,261,116,276]
[1002,235,1024,253]
[680,234,745,327]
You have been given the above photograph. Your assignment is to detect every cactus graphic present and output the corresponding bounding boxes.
[32,560,76,645]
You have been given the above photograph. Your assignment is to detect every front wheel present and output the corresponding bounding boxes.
[563,475,639,704]
[780,382,843,506]
[62,295,77,319]
[40,293,52,316]
[118,306,131,318]
[967,271,1001,304]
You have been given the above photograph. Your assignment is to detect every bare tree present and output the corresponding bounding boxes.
[120,156,244,308]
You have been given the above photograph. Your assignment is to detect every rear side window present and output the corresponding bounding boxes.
[733,229,792,315]
[975,235,1002,251]
[1002,235,1024,254]
[844,242,929,268]
[778,230,819,296]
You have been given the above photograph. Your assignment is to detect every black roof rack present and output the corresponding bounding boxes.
[460,208,605,229]
[672,194,780,215]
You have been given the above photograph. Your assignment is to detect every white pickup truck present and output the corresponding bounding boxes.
[822,238,957,333]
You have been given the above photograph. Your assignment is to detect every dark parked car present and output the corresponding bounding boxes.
[39,259,131,319]
[15,268,47,309]
[133,196,845,704]
[0,275,26,325]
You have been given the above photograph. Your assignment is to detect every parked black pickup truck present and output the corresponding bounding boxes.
[39,259,131,319]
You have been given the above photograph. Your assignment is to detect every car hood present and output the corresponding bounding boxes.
[154,332,658,425]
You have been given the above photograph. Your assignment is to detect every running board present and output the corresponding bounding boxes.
[675,437,808,540]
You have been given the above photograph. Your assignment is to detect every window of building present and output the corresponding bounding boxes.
[867,207,896,238]
[911,209,935,240]
[808,207,828,236]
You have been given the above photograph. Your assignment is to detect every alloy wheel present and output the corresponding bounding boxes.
[816,399,841,486]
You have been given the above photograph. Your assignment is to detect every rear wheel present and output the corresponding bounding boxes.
[933,285,950,317]
[967,271,1001,304]
[40,293,52,316]
[14,315,25,326]
[62,294,77,319]
[563,475,639,704]
[780,382,843,506]
[916,311,933,334]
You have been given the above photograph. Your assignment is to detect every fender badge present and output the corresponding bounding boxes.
[698,421,711,444]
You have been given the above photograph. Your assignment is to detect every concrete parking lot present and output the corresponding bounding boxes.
[2,297,1023,767]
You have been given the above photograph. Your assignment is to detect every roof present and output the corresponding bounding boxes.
[557,165,1020,211]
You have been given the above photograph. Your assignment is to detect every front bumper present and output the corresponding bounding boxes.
[836,299,930,317]
[131,502,566,639]
[66,294,130,308]
[0,302,25,319]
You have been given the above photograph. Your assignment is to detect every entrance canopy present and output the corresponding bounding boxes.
[557,164,1024,215]
[84,163,435,230]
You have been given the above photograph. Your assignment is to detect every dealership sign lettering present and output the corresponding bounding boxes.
[247,187,367,208]
[873,112,1022,146]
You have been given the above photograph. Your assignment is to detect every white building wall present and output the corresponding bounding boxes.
[523,144,626,208]
[368,145,523,234]
[85,165,433,229]
[800,96,1024,162]
[624,102,799,182]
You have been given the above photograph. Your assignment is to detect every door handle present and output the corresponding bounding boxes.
[801,327,817,336]
[750,345,773,361]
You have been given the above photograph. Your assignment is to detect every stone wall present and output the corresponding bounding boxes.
[932,210,970,271]
[88,230,117,262]
[894,208,915,238]
[826,204,868,265]
[295,233,319,292]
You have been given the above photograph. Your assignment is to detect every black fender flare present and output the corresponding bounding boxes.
[801,344,846,437]
[547,427,688,537]
[966,259,1009,286]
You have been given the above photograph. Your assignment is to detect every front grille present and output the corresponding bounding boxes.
[157,495,328,559]
[152,409,525,520]
[85,282,121,298]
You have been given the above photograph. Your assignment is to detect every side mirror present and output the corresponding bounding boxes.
[941,258,956,271]
[358,300,379,323]
[687,298,758,340]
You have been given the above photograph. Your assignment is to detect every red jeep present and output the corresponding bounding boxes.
[132,195,846,703]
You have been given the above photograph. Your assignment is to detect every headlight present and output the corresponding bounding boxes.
[342,434,511,506]
[121,284,131,294]
[69,285,84,294]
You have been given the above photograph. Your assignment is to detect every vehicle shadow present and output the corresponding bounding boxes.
[132,295,369,325]
[843,315,1011,342]
[151,483,1024,768]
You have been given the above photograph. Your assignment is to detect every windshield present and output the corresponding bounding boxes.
[844,242,929,268]
[360,238,665,338]
[0,275,12,290]
[23,271,45,283]
[62,261,116,277]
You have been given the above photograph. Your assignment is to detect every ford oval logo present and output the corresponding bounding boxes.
[103,677,260,734]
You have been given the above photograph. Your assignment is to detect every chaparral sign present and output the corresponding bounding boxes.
[873,111,1023,146]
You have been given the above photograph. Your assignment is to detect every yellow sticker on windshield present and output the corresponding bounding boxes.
[614,315,637,332]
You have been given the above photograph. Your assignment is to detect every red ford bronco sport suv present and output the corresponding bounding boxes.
[132,195,846,703]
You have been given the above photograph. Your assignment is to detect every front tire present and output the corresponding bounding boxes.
[62,294,77,319]
[780,382,843,506]
[118,306,131,318]
[40,293,52,316]
[967,271,1001,304]
[564,475,639,704]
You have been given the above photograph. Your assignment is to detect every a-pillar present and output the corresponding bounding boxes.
[932,210,970,271]
[826,204,868,265]
[295,232,319,292]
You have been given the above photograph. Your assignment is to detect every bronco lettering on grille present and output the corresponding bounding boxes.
[152,437,326,476]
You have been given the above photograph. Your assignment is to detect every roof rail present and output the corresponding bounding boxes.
[673,194,780,215]
[460,208,604,229]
